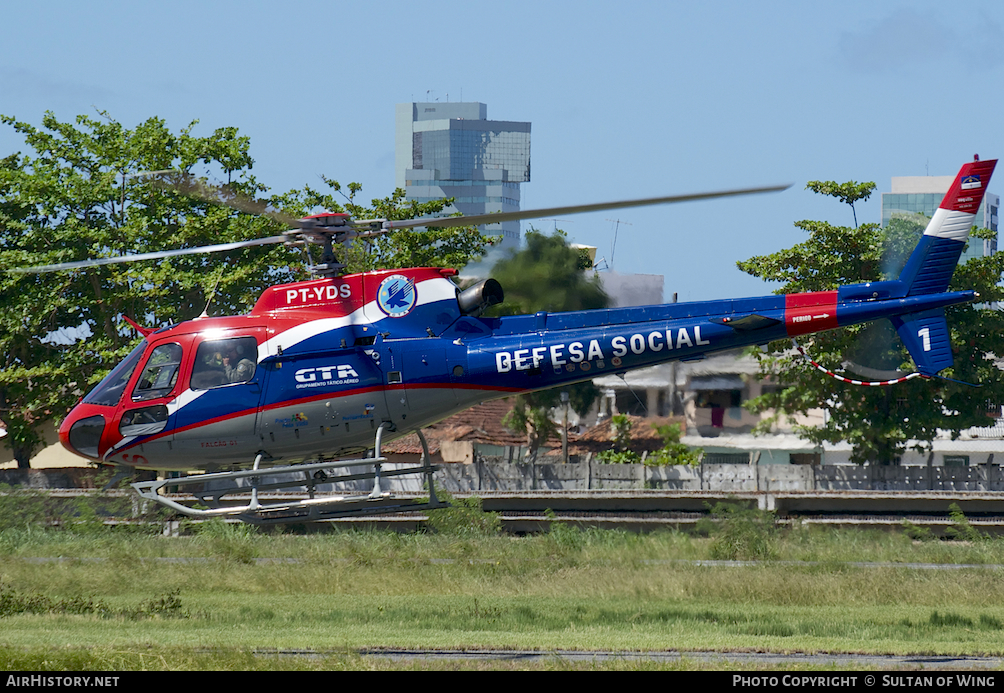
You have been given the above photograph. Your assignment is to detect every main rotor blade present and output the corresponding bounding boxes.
[379,183,791,230]
[8,235,289,274]
[149,172,309,229]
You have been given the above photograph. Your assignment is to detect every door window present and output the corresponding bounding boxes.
[132,343,183,402]
[191,336,258,390]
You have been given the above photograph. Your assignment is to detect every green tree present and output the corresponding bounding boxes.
[804,180,875,228]
[489,229,610,459]
[736,181,1004,465]
[0,111,490,467]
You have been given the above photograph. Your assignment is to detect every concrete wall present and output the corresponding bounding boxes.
[7,460,1004,493]
[435,460,1004,493]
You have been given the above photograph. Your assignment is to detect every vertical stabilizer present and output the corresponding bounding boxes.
[892,157,996,376]
[898,157,997,296]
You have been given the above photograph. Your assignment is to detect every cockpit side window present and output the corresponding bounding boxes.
[132,343,183,402]
[191,336,258,390]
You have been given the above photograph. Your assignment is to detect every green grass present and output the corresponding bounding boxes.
[4,516,1004,668]
[0,646,837,671]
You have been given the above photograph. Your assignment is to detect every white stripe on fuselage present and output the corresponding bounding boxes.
[156,277,458,429]
[104,386,210,459]
[262,277,457,355]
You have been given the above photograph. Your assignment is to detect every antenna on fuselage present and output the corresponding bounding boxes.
[199,271,224,319]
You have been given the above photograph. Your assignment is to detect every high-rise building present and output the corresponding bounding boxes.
[395,102,530,249]
[882,173,1000,263]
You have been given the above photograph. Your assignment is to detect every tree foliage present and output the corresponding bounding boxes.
[595,415,701,466]
[646,421,702,467]
[489,229,610,458]
[804,180,876,227]
[489,228,609,315]
[736,181,1004,465]
[594,414,640,464]
[0,111,491,467]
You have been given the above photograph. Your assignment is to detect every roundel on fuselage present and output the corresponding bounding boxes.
[376,274,417,317]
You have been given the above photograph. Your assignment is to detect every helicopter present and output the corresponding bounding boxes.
[16,157,996,523]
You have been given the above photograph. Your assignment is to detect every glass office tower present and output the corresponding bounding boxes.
[395,103,531,249]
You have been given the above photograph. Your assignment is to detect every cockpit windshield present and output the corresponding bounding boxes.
[82,341,147,407]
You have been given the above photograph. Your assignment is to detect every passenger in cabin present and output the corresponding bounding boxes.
[191,337,258,389]
[223,344,256,383]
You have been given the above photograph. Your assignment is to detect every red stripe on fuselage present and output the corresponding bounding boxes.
[111,382,524,455]
[785,291,839,336]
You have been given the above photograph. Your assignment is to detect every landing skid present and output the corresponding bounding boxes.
[130,424,447,525]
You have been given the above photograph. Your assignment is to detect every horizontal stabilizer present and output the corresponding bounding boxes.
[891,309,953,376]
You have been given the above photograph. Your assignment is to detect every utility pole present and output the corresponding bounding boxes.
[561,391,570,464]
[605,219,633,271]
[668,292,679,416]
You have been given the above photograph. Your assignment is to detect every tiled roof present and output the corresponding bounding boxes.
[570,415,687,454]
[383,404,687,457]
[382,398,541,454]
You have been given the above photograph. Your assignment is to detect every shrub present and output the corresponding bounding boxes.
[646,422,701,466]
[704,500,778,560]
[0,583,187,620]
[596,419,701,466]
[945,503,986,542]
[901,519,934,542]
[596,415,641,464]
[424,490,501,537]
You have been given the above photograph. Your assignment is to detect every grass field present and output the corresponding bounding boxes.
[2,497,1004,670]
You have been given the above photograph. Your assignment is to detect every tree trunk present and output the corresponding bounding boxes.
[525,423,542,462]
[15,448,31,470]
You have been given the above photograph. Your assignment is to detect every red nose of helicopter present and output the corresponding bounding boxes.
[59,401,112,461]
[58,339,149,462]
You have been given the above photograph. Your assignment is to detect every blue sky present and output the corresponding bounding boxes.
[2,0,1002,301]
